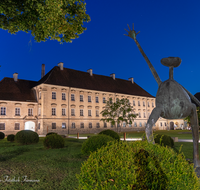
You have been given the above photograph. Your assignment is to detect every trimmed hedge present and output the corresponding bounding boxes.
[77,141,200,189]
[15,130,39,145]
[7,134,15,142]
[154,134,174,148]
[99,129,120,141]
[46,132,57,136]
[81,134,115,155]
[0,132,5,139]
[43,134,65,149]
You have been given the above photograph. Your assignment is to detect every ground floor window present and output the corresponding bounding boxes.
[0,123,5,130]
[89,123,92,128]
[72,123,75,128]
[104,122,107,128]
[62,123,66,129]
[52,123,56,129]
[15,123,20,130]
[38,123,40,130]
[80,123,84,128]
[96,123,100,128]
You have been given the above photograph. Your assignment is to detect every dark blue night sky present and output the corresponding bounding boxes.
[0,0,200,97]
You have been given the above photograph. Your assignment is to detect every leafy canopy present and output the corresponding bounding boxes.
[100,98,137,126]
[0,0,90,43]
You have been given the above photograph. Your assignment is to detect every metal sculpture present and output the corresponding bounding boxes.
[125,24,200,167]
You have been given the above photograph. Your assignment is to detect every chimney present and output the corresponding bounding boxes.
[41,64,45,78]
[58,62,64,70]
[110,73,115,80]
[13,73,18,82]
[87,69,93,76]
[128,77,134,84]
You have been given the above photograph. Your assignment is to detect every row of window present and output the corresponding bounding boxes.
[0,107,34,116]
[0,123,20,130]
[51,108,99,117]
[43,92,155,107]
[0,121,167,131]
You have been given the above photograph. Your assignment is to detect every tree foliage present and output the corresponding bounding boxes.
[0,0,90,43]
[100,98,137,127]
[184,107,200,126]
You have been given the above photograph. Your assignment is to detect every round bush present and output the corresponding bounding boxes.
[99,129,120,141]
[0,132,5,139]
[43,134,65,149]
[81,134,115,155]
[154,134,174,148]
[7,134,15,142]
[15,130,39,145]
[46,132,57,136]
[77,141,199,189]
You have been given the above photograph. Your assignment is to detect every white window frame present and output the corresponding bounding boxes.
[28,108,33,116]
[15,108,20,116]
[62,123,66,129]
[62,108,66,116]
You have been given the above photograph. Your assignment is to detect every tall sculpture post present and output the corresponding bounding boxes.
[125,24,200,168]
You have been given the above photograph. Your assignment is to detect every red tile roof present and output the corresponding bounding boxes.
[37,66,154,98]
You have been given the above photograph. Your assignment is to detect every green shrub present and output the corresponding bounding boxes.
[154,134,174,148]
[43,134,65,149]
[81,134,115,155]
[77,141,200,190]
[7,134,15,142]
[46,132,57,136]
[0,132,5,139]
[15,130,39,145]
[99,129,120,141]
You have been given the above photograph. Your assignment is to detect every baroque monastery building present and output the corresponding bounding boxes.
[0,62,185,136]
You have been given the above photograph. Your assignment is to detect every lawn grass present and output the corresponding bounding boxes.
[0,138,87,190]
[69,130,195,139]
[0,134,199,189]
